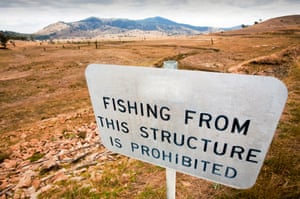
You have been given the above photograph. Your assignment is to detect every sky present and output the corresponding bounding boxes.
[0,0,299,33]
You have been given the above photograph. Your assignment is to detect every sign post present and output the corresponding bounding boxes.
[85,64,287,190]
[163,60,178,199]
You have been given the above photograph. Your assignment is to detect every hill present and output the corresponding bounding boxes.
[220,15,300,35]
[35,16,212,39]
[1,14,299,199]
[0,31,34,41]
[1,32,300,198]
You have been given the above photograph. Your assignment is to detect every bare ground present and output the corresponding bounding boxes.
[0,32,299,198]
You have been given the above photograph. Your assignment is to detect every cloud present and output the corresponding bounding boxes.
[0,0,299,33]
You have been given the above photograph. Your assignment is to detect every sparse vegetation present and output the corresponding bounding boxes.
[0,32,9,49]
[0,17,299,198]
[28,152,45,162]
[0,152,9,163]
[217,57,300,199]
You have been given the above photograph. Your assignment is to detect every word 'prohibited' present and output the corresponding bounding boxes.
[85,64,287,189]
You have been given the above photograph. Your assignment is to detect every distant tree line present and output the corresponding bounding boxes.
[0,32,10,48]
[241,19,263,29]
[0,31,51,49]
[0,31,32,48]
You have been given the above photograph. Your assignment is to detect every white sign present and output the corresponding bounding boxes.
[85,64,287,189]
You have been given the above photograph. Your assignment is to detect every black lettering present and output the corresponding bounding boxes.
[109,136,122,148]
[174,133,184,147]
[121,122,129,133]
[201,160,210,172]
[109,136,114,146]
[128,101,138,114]
[140,103,144,116]
[112,97,117,111]
[187,136,197,149]
[139,126,149,138]
[199,113,212,128]
[102,96,110,109]
[184,110,196,125]
[161,130,171,143]
[162,151,172,162]
[115,119,120,131]
[175,154,179,164]
[160,106,171,121]
[117,99,126,112]
[225,167,237,178]
[215,115,229,131]
[151,148,160,159]
[231,118,251,135]
[230,146,245,160]
[182,156,192,167]
[114,138,122,148]
[194,159,198,169]
[141,145,150,156]
[105,118,115,130]
[150,127,159,140]
[131,142,139,152]
[201,138,212,152]
[246,148,261,163]
[146,104,157,119]
[213,142,227,156]
[212,163,223,176]
[97,116,104,127]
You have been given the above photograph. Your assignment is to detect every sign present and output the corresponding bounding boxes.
[85,64,287,189]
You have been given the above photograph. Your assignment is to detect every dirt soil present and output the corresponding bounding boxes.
[0,31,299,199]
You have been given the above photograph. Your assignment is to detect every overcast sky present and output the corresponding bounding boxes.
[0,0,299,33]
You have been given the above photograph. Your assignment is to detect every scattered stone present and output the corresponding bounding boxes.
[36,184,52,195]
[3,159,17,169]
[0,180,9,190]
[0,109,106,197]
[181,181,192,187]
[39,159,59,175]
[17,170,36,188]
[31,179,41,190]
[52,171,69,183]
[27,186,37,199]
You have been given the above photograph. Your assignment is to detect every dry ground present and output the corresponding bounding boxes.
[0,32,299,198]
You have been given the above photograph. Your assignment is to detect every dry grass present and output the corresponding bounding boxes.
[0,30,299,198]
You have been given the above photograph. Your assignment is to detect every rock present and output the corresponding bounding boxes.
[59,117,67,124]
[0,194,6,199]
[30,139,39,144]
[121,173,130,183]
[20,133,27,139]
[70,176,85,182]
[31,179,41,190]
[52,170,68,183]
[36,184,52,195]
[9,176,20,184]
[3,159,17,169]
[39,159,59,175]
[0,179,9,190]
[181,181,192,187]
[27,186,37,199]
[73,168,87,175]
[17,170,36,188]
[89,123,97,130]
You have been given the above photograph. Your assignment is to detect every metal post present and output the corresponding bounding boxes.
[163,60,178,70]
[163,60,178,199]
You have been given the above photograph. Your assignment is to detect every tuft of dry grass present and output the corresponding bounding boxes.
[1,32,299,198]
[216,48,300,199]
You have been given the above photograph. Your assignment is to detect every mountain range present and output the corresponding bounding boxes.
[35,16,235,39]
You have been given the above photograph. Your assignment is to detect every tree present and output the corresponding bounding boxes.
[0,32,9,49]
[241,24,248,28]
